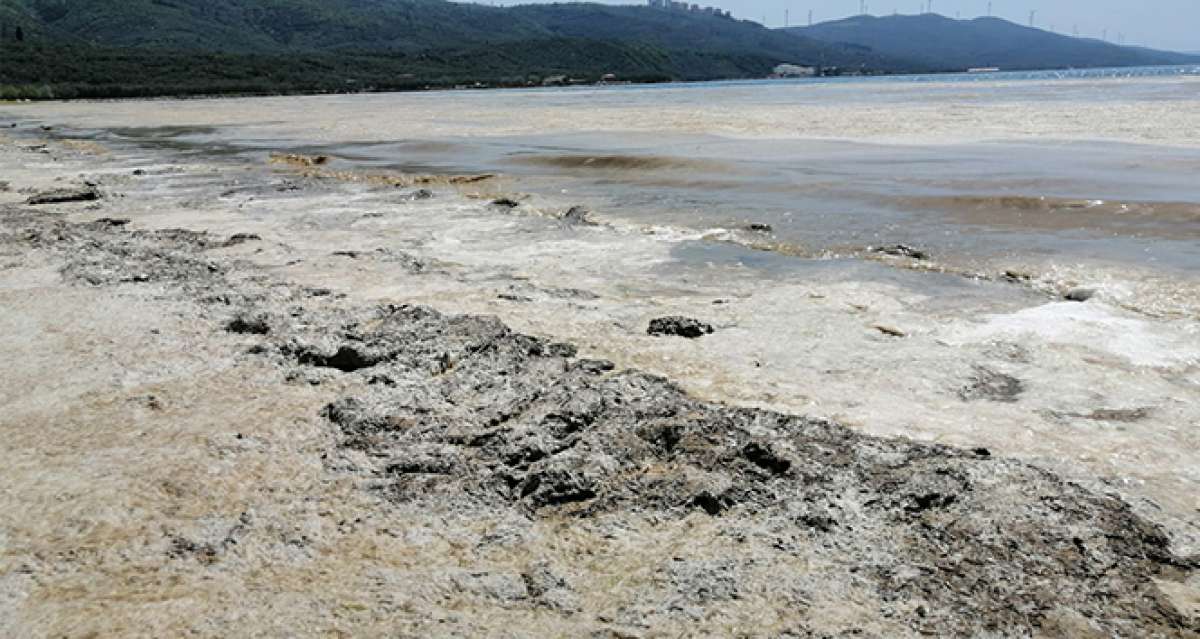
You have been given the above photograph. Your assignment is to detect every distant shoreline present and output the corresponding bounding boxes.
[4,62,1198,104]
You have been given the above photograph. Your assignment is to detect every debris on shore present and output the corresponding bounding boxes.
[870,244,930,260]
[648,316,715,338]
[25,185,100,205]
[269,152,330,167]
[560,205,597,226]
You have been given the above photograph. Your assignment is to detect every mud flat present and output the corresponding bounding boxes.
[1,130,1199,637]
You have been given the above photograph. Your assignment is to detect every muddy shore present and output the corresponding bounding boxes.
[1,130,1199,636]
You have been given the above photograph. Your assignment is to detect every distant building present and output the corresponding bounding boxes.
[771,64,817,78]
[647,0,731,18]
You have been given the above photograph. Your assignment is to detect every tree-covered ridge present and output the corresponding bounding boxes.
[784,13,1199,72]
[0,0,911,98]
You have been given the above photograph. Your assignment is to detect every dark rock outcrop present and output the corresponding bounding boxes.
[648,316,714,339]
[26,186,101,205]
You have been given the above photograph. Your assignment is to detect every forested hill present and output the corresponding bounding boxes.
[784,13,1200,72]
[0,0,909,99]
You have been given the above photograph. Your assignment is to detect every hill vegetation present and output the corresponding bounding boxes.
[784,13,1200,72]
[0,0,903,99]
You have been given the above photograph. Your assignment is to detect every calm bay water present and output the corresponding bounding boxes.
[21,64,1200,309]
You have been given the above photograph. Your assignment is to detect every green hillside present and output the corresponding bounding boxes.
[0,0,909,99]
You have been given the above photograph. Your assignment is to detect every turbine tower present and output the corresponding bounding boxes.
[1028,9,1035,27]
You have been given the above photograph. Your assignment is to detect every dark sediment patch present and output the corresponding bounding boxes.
[512,154,726,173]
[1050,407,1155,423]
[331,247,429,272]
[3,204,1195,636]
[958,366,1024,403]
[491,198,521,210]
[870,244,929,260]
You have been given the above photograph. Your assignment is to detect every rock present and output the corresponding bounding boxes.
[560,206,597,226]
[491,198,521,209]
[0,181,10,192]
[132,169,146,176]
[406,189,434,200]
[744,223,773,233]
[871,244,929,260]
[1002,269,1034,282]
[1065,287,1096,302]
[647,316,714,339]
[26,186,101,205]
[223,233,262,247]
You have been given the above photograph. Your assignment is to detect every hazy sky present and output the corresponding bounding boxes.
[499,0,1200,51]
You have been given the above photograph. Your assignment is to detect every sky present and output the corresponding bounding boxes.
[495,0,1200,52]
